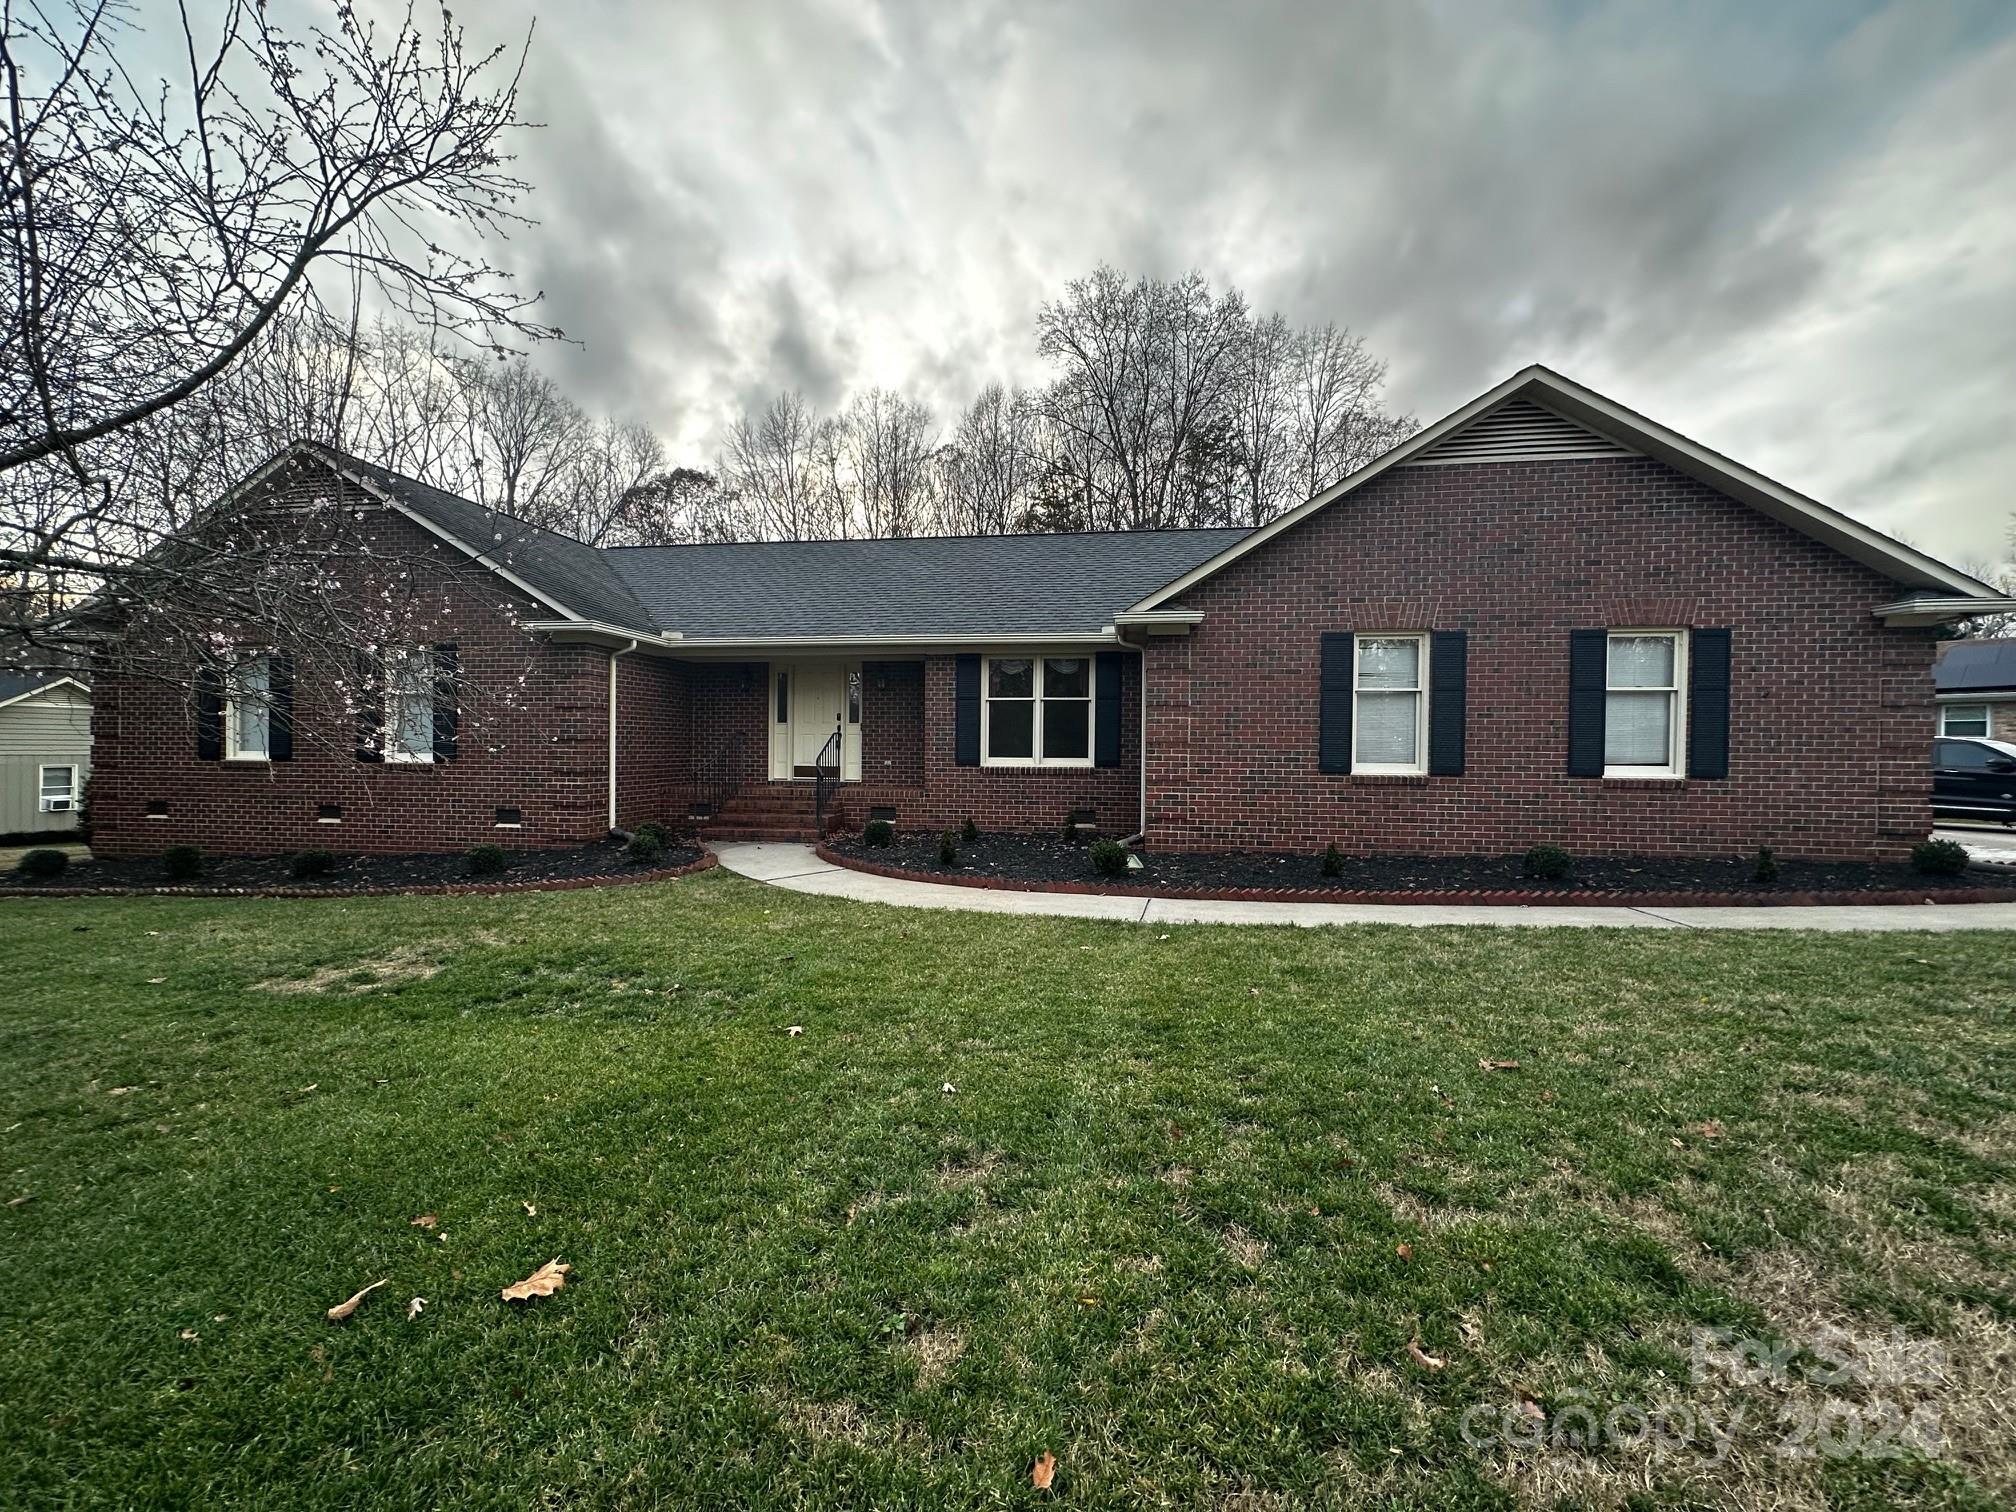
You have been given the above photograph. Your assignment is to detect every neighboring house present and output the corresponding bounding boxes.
[86,366,2015,863]
[1934,640,2016,743]
[0,673,91,838]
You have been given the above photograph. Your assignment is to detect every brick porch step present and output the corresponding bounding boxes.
[699,822,824,842]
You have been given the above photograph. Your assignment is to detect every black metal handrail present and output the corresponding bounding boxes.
[697,729,748,819]
[812,722,842,834]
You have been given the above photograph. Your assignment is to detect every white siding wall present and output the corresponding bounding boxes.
[0,686,92,834]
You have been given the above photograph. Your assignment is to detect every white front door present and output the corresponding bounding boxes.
[770,662,863,781]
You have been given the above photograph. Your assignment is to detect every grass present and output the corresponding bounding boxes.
[1,873,2012,1509]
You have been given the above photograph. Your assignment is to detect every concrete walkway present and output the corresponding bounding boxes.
[711,843,2016,932]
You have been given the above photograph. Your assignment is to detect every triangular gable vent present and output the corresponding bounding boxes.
[1399,397,1638,467]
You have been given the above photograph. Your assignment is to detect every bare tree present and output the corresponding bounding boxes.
[838,388,936,539]
[1228,313,1295,526]
[720,392,829,541]
[939,384,1039,536]
[606,466,733,546]
[460,358,588,516]
[1,0,554,665]
[1286,323,1413,500]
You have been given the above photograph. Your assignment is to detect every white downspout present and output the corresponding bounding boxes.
[608,639,638,831]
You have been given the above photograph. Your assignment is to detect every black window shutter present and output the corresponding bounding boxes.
[1567,629,1607,777]
[1427,630,1467,776]
[954,654,981,766]
[1093,651,1123,767]
[1318,632,1353,774]
[268,652,295,763]
[194,665,224,761]
[354,649,383,763]
[432,643,460,761]
[1687,628,1732,779]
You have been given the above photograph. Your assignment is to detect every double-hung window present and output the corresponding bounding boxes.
[983,656,1093,766]
[1351,634,1427,774]
[38,764,78,812]
[225,654,272,761]
[385,649,436,763]
[1604,631,1687,778]
[1940,703,1991,738]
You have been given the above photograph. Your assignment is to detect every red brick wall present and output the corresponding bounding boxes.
[1144,455,1937,862]
[612,654,689,829]
[91,476,612,858]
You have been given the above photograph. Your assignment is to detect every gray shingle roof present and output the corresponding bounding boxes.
[299,443,1248,640]
[603,530,1251,639]
[1935,638,2016,693]
[304,444,654,630]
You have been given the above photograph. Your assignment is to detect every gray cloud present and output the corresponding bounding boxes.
[462,0,2014,564]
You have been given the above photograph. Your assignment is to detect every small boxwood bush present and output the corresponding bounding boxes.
[1522,844,1572,881]
[937,830,959,867]
[961,816,979,844]
[16,848,68,879]
[863,818,894,848]
[163,845,203,881]
[465,844,509,877]
[1320,842,1343,879]
[1751,846,1780,885]
[288,849,337,880]
[1090,839,1129,878]
[626,830,664,865]
[632,821,669,849]
[1911,838,1969,877]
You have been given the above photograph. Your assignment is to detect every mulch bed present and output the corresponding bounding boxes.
[0,836,713,899]
[824,833,2016,908]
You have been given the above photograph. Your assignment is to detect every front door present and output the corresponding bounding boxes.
[770,662,863,781]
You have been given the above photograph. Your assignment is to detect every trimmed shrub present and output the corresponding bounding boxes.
[163,845,203,881]
[1911,839,1969,877]
[632,821,669,849]
[1320,843,1343,879]
[1061,816,1080,842]
[465,844,509,877]
[863,818,895,848]
[961,816,979,844]
[16,848,68,879]
[289,849,337,880]
[1090,839,1129,878]
[627,830,664,865]
[1751,846,1780,885]
[937,830,959,867]
[1522,844,1572,881]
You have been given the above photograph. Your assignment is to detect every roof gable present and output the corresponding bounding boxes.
[1399,396,1637,467]
[1128,366,2002,614]
[0,673,88,710]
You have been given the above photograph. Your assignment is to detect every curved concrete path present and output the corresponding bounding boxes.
[711,843,2016,932]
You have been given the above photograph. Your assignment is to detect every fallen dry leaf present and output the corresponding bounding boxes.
[1477,1058,1521,1072]
[501,1259,570,1302]
[179,1328,199,1341]
[1690,1119,1726,1139]
[407,1297,426,1321]
[1395,1242,1414,1262]
[522,1201,536,1216]
[325,1278,387,1322]
[785,1025,805,1037]
[941,1082,957,1095]
[1406,1339,1446,1371]
[1517,1396,1546,1422]
[107,1086,135,1096]
[1031,1451,1057,1490]
[410,1214,437,1229]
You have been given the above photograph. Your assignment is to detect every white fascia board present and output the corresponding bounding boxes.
[1126,365,1998,612]
[522,619,675,645]
[0,675,89,711]
[518,626,1127,656]
[1876,597,2016,626]
[1936,689,2016,702]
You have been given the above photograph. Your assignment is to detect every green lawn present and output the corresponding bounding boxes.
[1,875,2012,1510]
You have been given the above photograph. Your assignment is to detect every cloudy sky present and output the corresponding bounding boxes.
[429,1,2011,562]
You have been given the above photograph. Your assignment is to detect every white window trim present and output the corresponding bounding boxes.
[384,648,437,764]
[1603,629,1689,780]
[1350,633,1430,776]
[38,763,79,812]
[981,655,1096,768]
[223,653,272,763]
[1939,702,1991,738]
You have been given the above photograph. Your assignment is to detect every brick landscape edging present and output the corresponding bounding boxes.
[0,851,717,901]
[815,845,2009,910]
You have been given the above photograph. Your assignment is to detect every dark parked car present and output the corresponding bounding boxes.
[1933,737,2016,825]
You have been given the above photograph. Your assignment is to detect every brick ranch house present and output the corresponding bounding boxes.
[88,366,2015,863]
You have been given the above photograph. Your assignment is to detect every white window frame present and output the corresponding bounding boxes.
[38,763,79,813]
[1939,702,1991,738]
[384,648,436,764]
[223,652,272,763]
[1350,633,1430,776]
[980,655,1096,769]
[1604,629,1689,780]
